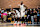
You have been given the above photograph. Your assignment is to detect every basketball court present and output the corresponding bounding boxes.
[0,23,40,27]
[0,22,40,27]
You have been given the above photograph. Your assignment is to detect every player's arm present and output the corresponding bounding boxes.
[24,5,28,9]
[24,5,28,11]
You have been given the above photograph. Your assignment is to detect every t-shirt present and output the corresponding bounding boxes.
[37,13,39,16]
[37,11,39,16]
[27,11,30,15]
[1,13,3,18]
[1,10,4,13]
[3,13,7,16]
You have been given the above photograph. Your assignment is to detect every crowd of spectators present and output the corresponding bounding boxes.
[0,8,40,24]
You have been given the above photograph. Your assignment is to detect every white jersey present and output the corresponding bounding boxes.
[20,4,25,11]
[19,4,25,17]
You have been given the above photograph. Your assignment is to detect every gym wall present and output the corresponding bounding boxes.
[0,0,40,9]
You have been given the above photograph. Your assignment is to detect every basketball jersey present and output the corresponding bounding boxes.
[20,4,25,11]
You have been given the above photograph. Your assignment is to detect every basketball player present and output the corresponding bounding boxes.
[18,1,26,18]
[18,1,27,24]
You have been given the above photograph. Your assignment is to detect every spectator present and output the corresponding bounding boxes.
[37,9,40,24]
[3,12,7,22]
[30,9,34,24]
